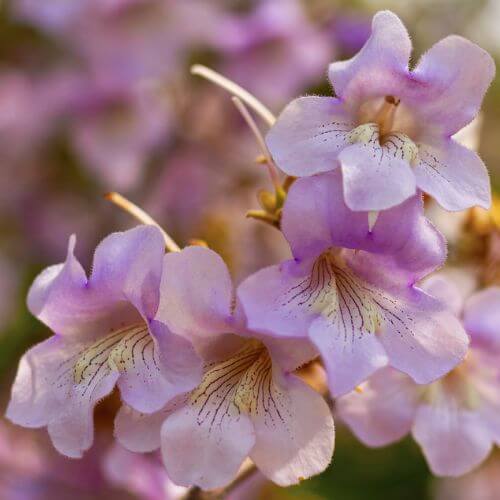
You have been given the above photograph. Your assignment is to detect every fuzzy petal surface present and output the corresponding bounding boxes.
[266,96,354,177]
[250,374,334,486]
[415,138,491,211]
[337,367,419,446]
[413,402,492,476]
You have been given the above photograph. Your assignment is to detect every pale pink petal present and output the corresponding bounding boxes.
[339,142,416,211]
[157,246,234,340]
[413,402,493,476]
[266,96,354,177]
[463,287,500,351]
[337,367,418,446]
[412,35,495,135]
[309,316,388,396]
[161,403,255,489]
[328,10,411,106]
[250,373,334,486]
[415,138,491,211]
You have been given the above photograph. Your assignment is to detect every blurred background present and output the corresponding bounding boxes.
[0,0,499,498]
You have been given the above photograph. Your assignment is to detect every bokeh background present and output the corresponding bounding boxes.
[0,0,499,498]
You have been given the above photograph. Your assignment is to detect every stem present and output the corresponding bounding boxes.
[191,64,276,126]
[231,96,281,191]
[104,192,181,253]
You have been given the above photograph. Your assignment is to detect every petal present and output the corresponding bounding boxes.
[337,367,418,446]
[161,402,255,489]
[237,261,317,340]
[90,225,166,318]
[263,335,319,373]
[283,172,446,279]
[250,373,334,486]
[378,287,469,384]
[421,274,464,316]
[115,320,202,413]
[463,287,500,351]
[156,246,233,340]
[27,225,165,337]
[115,400,182,453]
[411,35,495,136]
[413,402,493,476]
[328,10,411,105]
[309,315,388,396]
[339,142,416,211]
[266,96,354,177]
[6,336,119,458]
[415,138,491,211]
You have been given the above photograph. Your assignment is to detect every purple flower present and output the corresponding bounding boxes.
[6,225,202,458]
[115,246,334,489]
[266,10,495,211]
[237,171,469,396]
[337,276,500,476]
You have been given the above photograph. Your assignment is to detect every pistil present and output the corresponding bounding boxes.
[374,96,400,137]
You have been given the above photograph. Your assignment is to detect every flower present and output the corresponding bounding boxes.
[337,276,500,476]
[103,443,187,500]
[6,225,202,458]
[266,10,495,212]
[115,245,334,489]
[237,171,469,396]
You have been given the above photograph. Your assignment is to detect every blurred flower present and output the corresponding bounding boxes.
[267,10,495,211]
[338,275,500,476]
[103,443,186,500]
[212,0,332,106]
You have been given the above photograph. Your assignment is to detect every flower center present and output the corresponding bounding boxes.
[190,339,276,416]
[73,322,150,384]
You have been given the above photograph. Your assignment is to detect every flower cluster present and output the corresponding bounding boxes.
[6,9,499,494]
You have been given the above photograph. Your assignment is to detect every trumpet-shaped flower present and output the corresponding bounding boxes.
[115,246,334,490]
[266,10,495,211]
[337,277,500,476]
[6,225,202,458]
[238,171,469,396]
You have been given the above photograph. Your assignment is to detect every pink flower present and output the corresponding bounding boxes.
[337,276,500,476]
[238,171,469,396]
[266,10,495,211]
[6,226,201,458]
[116,246,334,489]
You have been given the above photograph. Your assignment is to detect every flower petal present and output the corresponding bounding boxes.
[412,35,495,136]
[115,401,182,453]
[266,96,354,177]
[413,402,492,476]
[237,261,318,340]
[27,225,165,337]
[161,402,255,489]
[339,142,416,211]
[250,373,334,486]
[309,315,388,396]
[283,172,445,280]
[156,246,234,340]
[116,320,202,413]
[421,274,464,316]
[378,288,469,384]
[337,367,418,446]
[90,225,166,318]
[463,287,500,352]
[6,336,119,458]
[415,138,491,211]
[328,10,411,106]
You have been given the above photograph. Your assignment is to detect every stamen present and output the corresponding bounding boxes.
[104,192,181,253]
[231,96,281,192]
[368,211,379,232]
[190,64,276,126]
[374,96,400,136]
